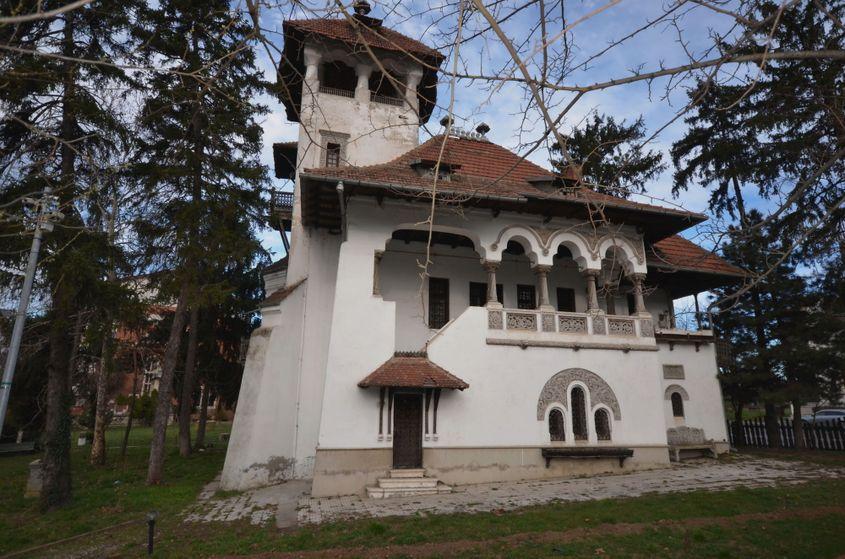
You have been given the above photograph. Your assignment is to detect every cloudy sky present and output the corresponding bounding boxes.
[252,1,763,263]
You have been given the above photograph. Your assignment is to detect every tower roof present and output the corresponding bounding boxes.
[278,16,444,124]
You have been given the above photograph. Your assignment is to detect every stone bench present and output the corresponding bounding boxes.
[667,426,718,462]
[541,446,634,468]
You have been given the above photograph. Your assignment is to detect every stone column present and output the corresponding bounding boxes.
[583,270,601,312]
[483,261,502,308]
[303,46,322,91]
[630,273,648,315]
[355,63,372,103]
[534,265,553,311]
[604,282,617,315]
[405,69,423,112]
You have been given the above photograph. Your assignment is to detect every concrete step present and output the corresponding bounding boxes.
[378,476,439,490]
[389,468,426,478]
[366,482,453,499]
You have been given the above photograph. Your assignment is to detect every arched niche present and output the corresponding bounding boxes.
[536,368,621,421]
[596,235,646,275]
[664,384,689,401]
[487,225,544,266]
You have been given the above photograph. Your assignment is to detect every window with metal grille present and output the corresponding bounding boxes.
[571,386,588,440]
[671,392,685,417]
[517,284,536,310]
[549,409,565,441]
[469,282,502,307]
[326,143,341,167]
[595,408,611,440]
[556,287,576,312]
[428,277,449,329]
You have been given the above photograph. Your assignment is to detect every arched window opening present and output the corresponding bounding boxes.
[571,386,588,441]
[671,392,685,417]
[549,409,565,441]
[595,409,611,441]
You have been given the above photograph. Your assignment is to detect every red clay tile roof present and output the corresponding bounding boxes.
[302,135,703,219]
[284,18,444,60]
[358,352,469,390]
[651,236,745,277]
[261,278,305,308]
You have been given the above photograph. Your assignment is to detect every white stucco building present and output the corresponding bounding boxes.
[222,5,744,497]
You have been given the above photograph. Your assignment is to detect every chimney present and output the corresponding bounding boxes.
[475,123,490,136]
[439,115,453,129]
[353,0,371,16]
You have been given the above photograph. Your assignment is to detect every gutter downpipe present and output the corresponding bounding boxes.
[336,181,347,241]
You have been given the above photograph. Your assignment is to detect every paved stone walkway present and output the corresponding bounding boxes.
[183,457,844,528]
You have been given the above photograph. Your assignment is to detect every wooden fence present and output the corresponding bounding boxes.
[728,418,845,451]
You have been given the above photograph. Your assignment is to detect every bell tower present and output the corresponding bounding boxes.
[278,2,444,170]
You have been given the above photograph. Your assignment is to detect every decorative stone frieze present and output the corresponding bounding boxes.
[608,317,635,336]
[536,368,621,421]
[506,312,537,330]
[663,365,685,379]
[591,315,607,335]
[487,310,503,330]
[558,315,587,333]
[542,313,556,332]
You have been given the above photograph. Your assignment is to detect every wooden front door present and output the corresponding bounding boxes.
[392,393,423,469]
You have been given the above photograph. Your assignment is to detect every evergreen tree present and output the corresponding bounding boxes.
[133,0,269,484]
[0,1,140,509]
[551,113,665,198]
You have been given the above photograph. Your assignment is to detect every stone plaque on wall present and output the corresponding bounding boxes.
[663,364,685,379]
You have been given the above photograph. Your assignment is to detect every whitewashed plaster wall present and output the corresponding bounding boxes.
[316,198,669,452]
[658,343,729,442]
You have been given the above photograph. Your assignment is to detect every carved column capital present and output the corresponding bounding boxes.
[482,260,500,272]
[532,264,552,275]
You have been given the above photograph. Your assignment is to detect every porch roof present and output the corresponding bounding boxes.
[358,352,469,390]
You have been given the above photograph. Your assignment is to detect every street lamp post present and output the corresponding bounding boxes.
[0,191,62,438]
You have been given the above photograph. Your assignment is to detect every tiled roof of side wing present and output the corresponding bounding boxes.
[358,353,469,390]
[284,18,444,59]
[651,235,745,276]
[303,135,701,217]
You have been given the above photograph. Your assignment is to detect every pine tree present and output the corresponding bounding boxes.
[133,0,269,484]
[0,1,140,509]
[551,113,665,198]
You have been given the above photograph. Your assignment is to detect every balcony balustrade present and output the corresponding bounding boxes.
[485,307,656,351]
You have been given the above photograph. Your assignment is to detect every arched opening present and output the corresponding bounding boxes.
[549,408,565,441]
[571,386,588,441]
[379,229,482,351]
[369,70,405,103]
[320,60,357,95]
[595,408,611,441]
[671,392,685,417]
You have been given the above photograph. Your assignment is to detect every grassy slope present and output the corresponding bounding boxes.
[0,422,229,556]
[1,434,844,558]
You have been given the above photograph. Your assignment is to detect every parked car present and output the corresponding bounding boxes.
[801,409,845,425]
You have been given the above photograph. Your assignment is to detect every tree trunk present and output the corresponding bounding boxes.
[120,349,140,461]
[91,194,118,466]
[764,403,780,448]
[41,12,78,511]
[178,306,200,457]
[41,299,75,511]
[90,333,114,465]
[146,283,191,484]
[792,398,806,450]
[194,381,209,450]
[733,403,745,446]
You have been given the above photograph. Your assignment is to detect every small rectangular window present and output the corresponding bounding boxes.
[326,143,341,167]
[556,287,576,312]
[517,284,536,310]
[469,282,503,306]
[428,277,449,329]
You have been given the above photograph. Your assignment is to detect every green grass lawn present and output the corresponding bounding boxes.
[1,434,844,558]
[0,421,230,557]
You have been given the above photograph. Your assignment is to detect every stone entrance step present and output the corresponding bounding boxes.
[366,469,453,499]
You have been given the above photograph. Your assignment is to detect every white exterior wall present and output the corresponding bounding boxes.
[658,342,729,443]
